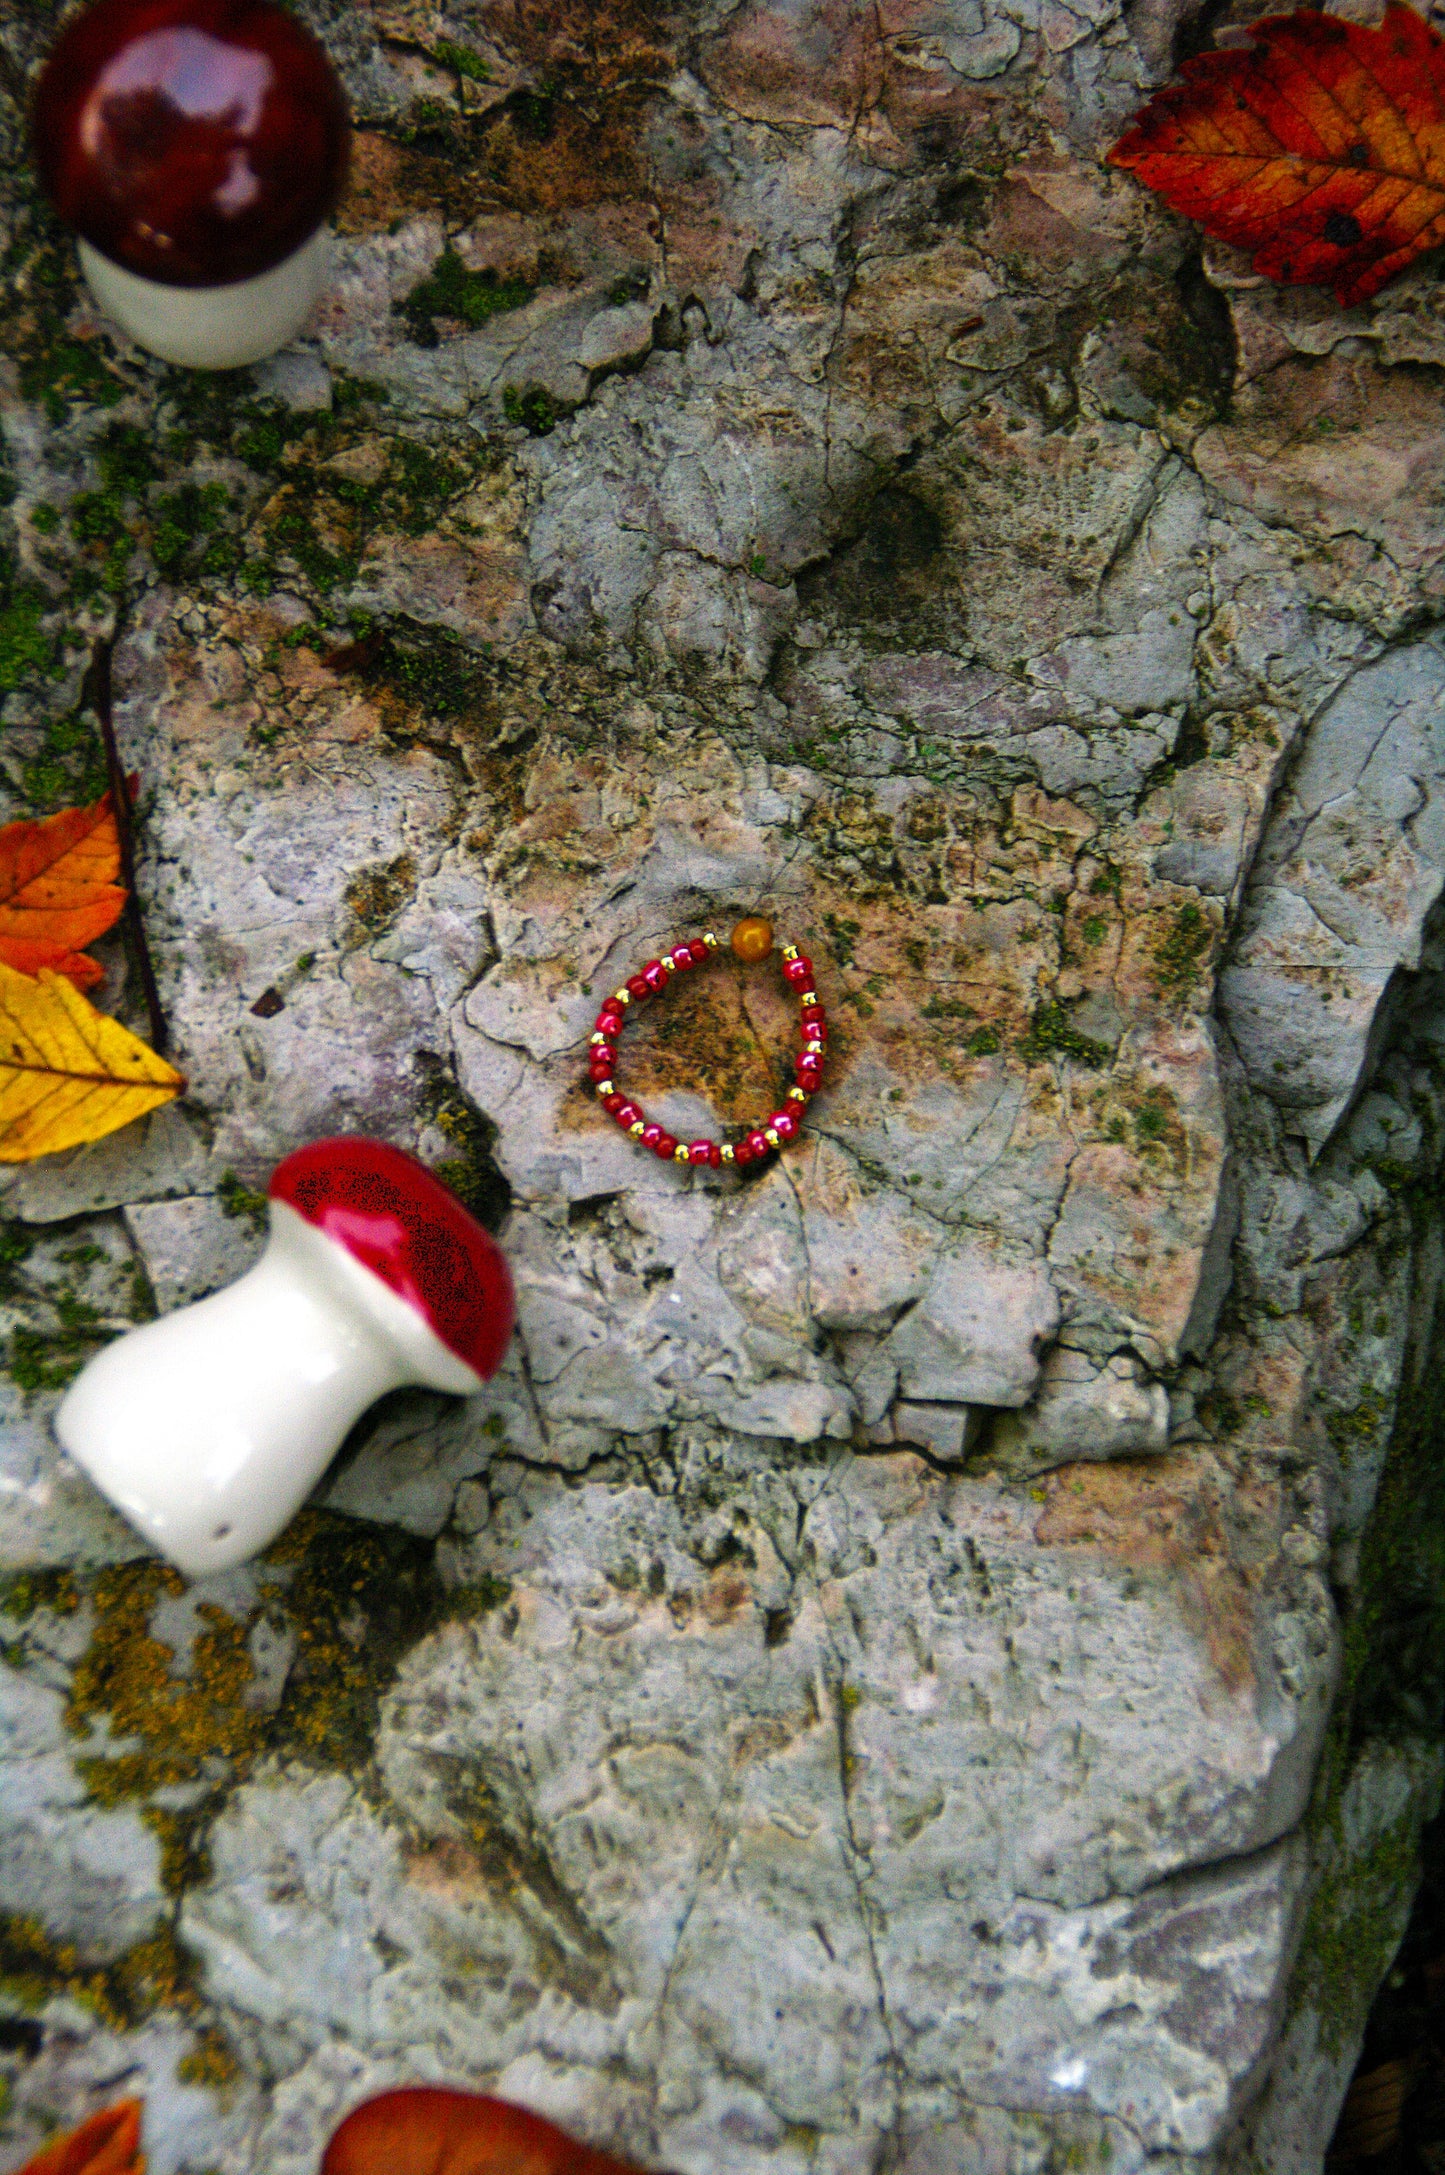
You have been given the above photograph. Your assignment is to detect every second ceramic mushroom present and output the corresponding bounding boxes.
[55,1138,515,1578]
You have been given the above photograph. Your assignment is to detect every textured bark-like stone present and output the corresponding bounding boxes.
[0,0,1442,2166]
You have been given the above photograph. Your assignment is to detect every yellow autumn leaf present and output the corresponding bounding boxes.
[0,964,183,1163]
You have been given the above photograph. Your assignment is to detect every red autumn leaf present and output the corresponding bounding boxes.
[12,2098,144,2175]
[322,2089,652,2175]
[1108,2,1445,307]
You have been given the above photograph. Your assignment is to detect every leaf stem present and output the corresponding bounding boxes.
[85,636,170,1058]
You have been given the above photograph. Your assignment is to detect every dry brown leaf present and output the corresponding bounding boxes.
[0,963,182,1163]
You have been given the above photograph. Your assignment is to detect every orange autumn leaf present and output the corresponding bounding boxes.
[0,785,129,966]
[13,2098,144,2175]
[322,2089,652,2175]
[0,939,106,991]
[1108,3,1445,306]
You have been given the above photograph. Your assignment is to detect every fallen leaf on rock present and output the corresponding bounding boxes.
[13,2098,145,2175]
[0,962,183,1163]
[0,938,105,990]
[0,786,128,970]
[322,2088,652,2175]
[1109,3,1445,306]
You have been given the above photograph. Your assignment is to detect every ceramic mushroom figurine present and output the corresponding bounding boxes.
[56,1139,514,1578]
[30,0,350,369]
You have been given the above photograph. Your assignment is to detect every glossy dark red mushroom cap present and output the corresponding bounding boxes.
[323,2087,652,2175]
[31,0,350,288]
[269,1138,515,1382]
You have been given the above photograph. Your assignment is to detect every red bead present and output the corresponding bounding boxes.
[642,960,669,994]
[589,1061,614,1083]
[688,939,710,964]
[690,1139,720,1167]
[615,1101,642,1129]
[783,957,814,988]
[746,1130,771,1160]
[628,975,651,1002]
[603,1093,626,1115]
[641,1124,664,1151]
[671,946,696,972]
[796,1059,824,1087]
[770,1110,799,1142]
[653,1131,678,1159]
[595,1009,624,1036]
[803,1009,826,1038]
[733,1138,755,1166]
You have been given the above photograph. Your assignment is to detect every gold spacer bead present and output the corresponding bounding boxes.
[801,991,820,1007]
[702,931,720,949]
[781,944,800,962]
[595,1081,614,1098]
[673,1143,690,1163]
[659,956,675,974]
[720,1144,736,1164]
[614,987,632,1006]
[629,1121,647,1138]
[788,1087,808,1103]
[804,1040,824,1057]
[589,1031,610,1046]
[764,1128,781,1147]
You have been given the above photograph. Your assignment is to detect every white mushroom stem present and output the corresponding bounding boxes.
[55,1199,482,1579]
[78,227,330,370]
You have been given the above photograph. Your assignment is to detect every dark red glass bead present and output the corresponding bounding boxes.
[653,1131,677,1160]
[783,957,814,988]
[642,960,669,995]
[627,975,650,1002]
[602,1093,625,1116]
[595,1009,623,1036]
[688,939,710,964]
[745,1130,771,1160]
[689,1139,720,1167]
[641,1124,663,1152]
[670,946,695,971]
[31,0,351,289]
[733,1138,755,1166]
[770,1110,799,1142]
[614,1101,642,1129]
[588,1056,613,1079]
[796,1058,824,1087]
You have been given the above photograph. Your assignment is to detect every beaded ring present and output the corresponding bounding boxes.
[586,917,826,1168]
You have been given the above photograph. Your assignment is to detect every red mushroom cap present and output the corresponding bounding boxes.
[31,0,350,289]
[268,1138,514,1382]
[322,2087,649,2175]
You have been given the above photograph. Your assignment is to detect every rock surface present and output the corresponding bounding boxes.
[0,0,1441,2167]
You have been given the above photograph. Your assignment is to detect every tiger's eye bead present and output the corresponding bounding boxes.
[628,975,651,1001]
[653,1131,678,1160]
[731,917,774,963]
[689,938,710,964]
[769,1110,799,1143]
[671,946,696,972]
[642,960,670,995]
[783,956,814,989]
[641,1124,664,1152]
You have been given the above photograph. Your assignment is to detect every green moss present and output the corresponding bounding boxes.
[401,250,533,344]
[413,1049,512,1229]
[1017,1002,1111,1069]
[0,1569,79,1622]
[216,1172,268,1231]
[1152,901,1213,1000]
[502,383,558,436]
[432,38,493,80]
[0,1911,200,2031]
[966,1025,1001,1056]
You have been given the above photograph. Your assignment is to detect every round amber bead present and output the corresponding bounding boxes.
[731,917,774,963]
